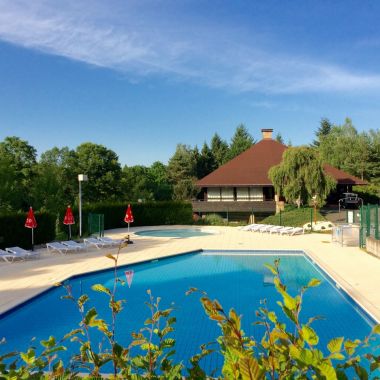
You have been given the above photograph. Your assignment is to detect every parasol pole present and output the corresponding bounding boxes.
[69,224,72,239]
[31,227,34,251]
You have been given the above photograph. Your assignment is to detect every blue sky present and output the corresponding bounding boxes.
[0,0,380,165]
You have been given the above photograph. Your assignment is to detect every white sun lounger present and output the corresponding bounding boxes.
[280,227,304,236]
[0,249,26,263]
[46,242,73,254]
[61,241,86,251]
[97,236,124,246]
[241,223,261,231]
[250,224,266,232]
[268,226,285,234]
[84,237,107,249]
[6,246,40,259]
[258,225,275,233]
[275,226,293,235]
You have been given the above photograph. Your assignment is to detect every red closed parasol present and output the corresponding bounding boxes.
[25,207,37,250]
[124,204,134,232]
[63,206,75,239]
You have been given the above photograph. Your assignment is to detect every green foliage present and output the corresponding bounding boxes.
[353,184,380,204]
[226,124,255,161]
[74,201,193,235]
[318,118,377,181]
[0,136,37,211]
[196,142,217,179]
[260,206,326,227]
[269,146,336,207]
[192,259,380,379]
[312,117,332,147]
[167,144,197,200]
[200,213,226,226]
[76,142,122,203]
[210,133,229,166]
[31,147,78,214]
[275,132,284,144]
[2,258,380,379]
[0,211,56,249]
[120,162,173,202]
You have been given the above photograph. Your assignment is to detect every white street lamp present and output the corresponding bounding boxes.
[78,174,88,237]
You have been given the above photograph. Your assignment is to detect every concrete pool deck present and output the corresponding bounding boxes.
[1,225,380,323]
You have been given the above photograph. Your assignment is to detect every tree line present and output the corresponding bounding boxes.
[0,118,379,214]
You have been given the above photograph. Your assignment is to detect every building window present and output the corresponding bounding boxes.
[221,187,234,201]
[249,187,263,201]
[207,187,221,202]
[236,187,249,201]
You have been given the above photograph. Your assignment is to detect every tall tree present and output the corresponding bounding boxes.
[227,124,254,160]
[210,133,229,166]
[0,136,37,210]
[0,155,22,212]
[269,147,336,207]
[275,133,284,144]
[196,142,217,179]
[121,165,154,201]
[367,129,380,181]
[319,118,370,180]
[148,161,173,200]
[167,144,197,200]
[32,147,78,213]
[76,143,122,203]
[312,118,332,147]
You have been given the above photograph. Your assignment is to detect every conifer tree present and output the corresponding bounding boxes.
[210,133,229,167]
[227,124,255,160]
[312,118,332,147]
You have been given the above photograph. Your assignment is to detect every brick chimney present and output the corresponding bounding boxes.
[261,128,273,140]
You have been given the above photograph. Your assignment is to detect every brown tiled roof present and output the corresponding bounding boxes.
[197,139,367,187]
[323,164,367,185]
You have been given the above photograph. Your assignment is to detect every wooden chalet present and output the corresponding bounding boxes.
[193,129,366,218]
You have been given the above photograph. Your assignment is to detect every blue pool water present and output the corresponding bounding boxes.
[135,228,215,238]
[0,250,377,374]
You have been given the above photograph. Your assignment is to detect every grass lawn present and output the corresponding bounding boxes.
[260,206,326,227]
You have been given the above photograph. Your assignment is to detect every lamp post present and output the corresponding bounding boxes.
[78,174,88,237]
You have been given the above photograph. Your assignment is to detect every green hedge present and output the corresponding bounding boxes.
[72,201,193,236]
[0,202,192,248]
[0,212,56,249]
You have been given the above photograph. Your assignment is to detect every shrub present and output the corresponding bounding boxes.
[0,211,55,249]
[203,213,226,225]
[261,206,325,227]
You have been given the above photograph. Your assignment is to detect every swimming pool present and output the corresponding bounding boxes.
[0,250,377,374]
[135,228,216,238]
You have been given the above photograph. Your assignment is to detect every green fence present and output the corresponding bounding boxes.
[359,204,380,247]
[88,213,104,237]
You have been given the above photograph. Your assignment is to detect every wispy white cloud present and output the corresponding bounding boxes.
[1,0,380,94]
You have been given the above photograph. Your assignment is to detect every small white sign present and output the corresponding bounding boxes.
[347,211,354,224]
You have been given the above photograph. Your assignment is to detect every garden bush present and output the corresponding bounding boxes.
[0,211,55,249]
[260,205,326,227]
[70,201,193,236]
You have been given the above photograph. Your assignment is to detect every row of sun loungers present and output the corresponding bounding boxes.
[0,236,125,262]
[46,236,124,254]
[241,223,304,235]
[0,247,40,263]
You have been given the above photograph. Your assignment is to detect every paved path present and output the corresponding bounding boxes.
[1,226,380,322]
